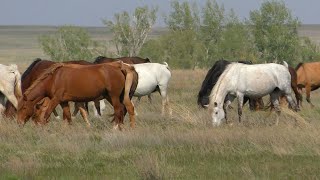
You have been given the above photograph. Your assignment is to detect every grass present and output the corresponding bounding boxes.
[1,25,320,179]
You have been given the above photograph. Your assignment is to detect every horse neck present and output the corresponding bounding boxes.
[25,77,50,103]
[211,83,229,108]
[209,65,235,108]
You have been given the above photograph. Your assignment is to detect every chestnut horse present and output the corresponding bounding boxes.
[4,59,93,124]
[296,62,320,107]
[17,62,138,130]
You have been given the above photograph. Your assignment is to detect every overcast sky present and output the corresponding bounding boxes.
[1,0,319,27]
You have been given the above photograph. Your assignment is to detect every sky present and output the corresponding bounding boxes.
[1,0,320,27]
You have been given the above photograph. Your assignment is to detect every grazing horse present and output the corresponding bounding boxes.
[132,62,172,115]
[197,59,263,111]
[296,62,320,107]
[4,59,94,124]
[17,61,138,130]
[209,61,297,126]
[0,64,22,112]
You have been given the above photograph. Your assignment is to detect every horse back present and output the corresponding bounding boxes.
[296,62,320,86]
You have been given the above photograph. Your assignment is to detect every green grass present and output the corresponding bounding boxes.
[1,25,320,179]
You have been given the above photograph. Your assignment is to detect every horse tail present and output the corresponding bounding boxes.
[283,61,289,69]
[163,62,170,70]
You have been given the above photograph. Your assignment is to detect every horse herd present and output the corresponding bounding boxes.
[0,57,319,129]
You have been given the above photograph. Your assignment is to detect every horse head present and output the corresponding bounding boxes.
[17,95,33,125]
[210,102,225,126]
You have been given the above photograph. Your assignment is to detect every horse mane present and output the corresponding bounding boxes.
[21,58,42,81]
[24,63,64,96]
[93,56,112,63]
[197,60,231,107]
[295,62,304,70]
[197,59,253,107]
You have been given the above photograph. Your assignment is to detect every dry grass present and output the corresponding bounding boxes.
[1,25,320,179]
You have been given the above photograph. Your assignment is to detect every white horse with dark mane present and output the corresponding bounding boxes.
[209,61,297,126]
[133,62,172,115]
[0,64,22,112]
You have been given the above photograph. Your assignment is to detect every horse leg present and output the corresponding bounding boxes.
[270,91,281,126]
[159,85,172,116]
[123,94,135,129]
[284,93,298,112]
[292,85,302,110]
[237,93,244,123]
[42,98,61,124]
[110,96,124,131]
[94,100,101,116]
[305,84,314,107]
[72,102,81,117]
[224,95,236,124]
[77,103,91,127]
[52,109,61,119]
[60,102,72,124]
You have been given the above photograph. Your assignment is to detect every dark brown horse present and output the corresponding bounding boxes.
[94,56,151,64]
[17,61,138,130]
[296,62,320,107]
[278,66,302,109]
[5,59,94,124]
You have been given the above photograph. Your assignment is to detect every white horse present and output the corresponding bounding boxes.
[133,62,172,115]
[0,64,22,111]
[209,61,297,126]
[90,62,172,116]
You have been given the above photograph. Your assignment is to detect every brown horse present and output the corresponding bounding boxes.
[17,61,138,130]
[279,66,302,109]
[4,59,94,124]
[296,61,320,107]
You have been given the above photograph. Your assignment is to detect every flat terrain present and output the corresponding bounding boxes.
[0,25,320,179]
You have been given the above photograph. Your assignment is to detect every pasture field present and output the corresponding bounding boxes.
[1,25,320,179]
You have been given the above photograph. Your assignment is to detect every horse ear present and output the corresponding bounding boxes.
[214,102,217,107]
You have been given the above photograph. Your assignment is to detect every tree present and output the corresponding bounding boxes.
[219,10,258,62]
[200,0,226,64]
[165,1,200,32]
[39,26,100,62]
[248,0,301,63]
[103,6,157,57]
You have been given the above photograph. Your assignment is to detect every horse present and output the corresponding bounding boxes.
[197,59,263,111]
[92,56,152,116]
[0,64,22,113]
[209,61,297,126]
[17,61,138,130]
[278,66,302,109]
[94,56,151,64]
[4,59,94,125]
[295,62,320,107]
[132,62,172,115]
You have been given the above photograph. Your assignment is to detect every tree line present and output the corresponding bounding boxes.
[39,0,320,69]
